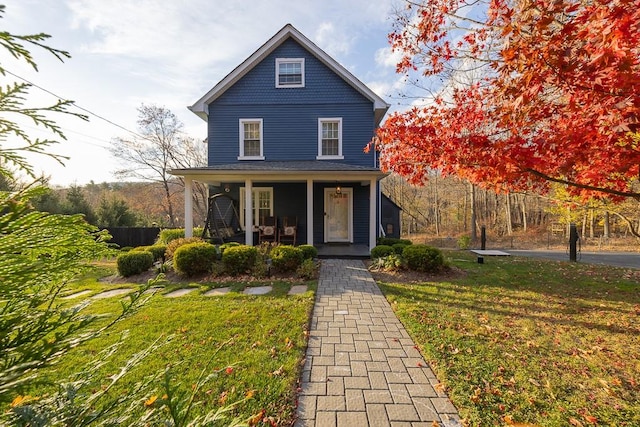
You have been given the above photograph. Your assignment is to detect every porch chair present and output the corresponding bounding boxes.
[278,216,297,246]
[259,216,278,244]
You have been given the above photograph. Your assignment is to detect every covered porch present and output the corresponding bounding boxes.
[171,161,386,253]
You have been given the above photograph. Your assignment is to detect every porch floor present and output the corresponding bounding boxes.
[316,244,370,259]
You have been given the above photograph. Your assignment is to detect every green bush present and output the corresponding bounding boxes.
[165,237,204,259]
[402,244,445,272]
[371,245,394,259]
[219,242,241,253]
[392,243,409,255]
[377,237,412,246]
[173,242,217,276]
[298,244,318,260]
[369,253,404,272]
[222,245,258,275]
[270,245,304,273]
[116,251,154,277]
[132,244,167,262]
[157,228,204,244]
[457,235,471,249]
[297,258,318,280]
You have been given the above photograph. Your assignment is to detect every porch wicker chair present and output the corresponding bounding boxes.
[278,216,297,246]
[259,216,278,244]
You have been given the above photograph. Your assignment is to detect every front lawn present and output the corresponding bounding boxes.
[376,252,640,426]
[14,262,316,426]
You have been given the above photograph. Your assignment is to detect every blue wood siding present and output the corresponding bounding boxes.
[208,38,376,167]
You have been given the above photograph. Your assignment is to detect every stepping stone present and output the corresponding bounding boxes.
[203,287,231,296]
[92,288,133,299]
[61,290,92,300]
[243,286,272,295]
[144,286,164,295]
[164,288,197,298]
[288,285,308,295]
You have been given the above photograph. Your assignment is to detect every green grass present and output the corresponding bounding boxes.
[379,251,640,427]
[21,262,316,425]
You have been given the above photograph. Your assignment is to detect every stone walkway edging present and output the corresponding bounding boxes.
[295,259,461,427]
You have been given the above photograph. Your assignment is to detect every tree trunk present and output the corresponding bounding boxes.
[163,179,175,227]
[520,194,528,232]
[434,174,440,236]
[470,182,477,242]
[603,211,610,238]
[505,193,513,236]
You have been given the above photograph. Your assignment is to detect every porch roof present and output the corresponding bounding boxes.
[170,160,387,182]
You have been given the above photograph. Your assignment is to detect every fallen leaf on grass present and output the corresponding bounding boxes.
[144,395,157,407]
[569,418,584,427]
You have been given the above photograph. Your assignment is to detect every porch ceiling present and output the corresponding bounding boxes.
[170,160,388,184]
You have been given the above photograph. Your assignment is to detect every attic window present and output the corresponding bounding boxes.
[276,58,304,88]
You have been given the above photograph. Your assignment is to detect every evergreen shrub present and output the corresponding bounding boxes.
[222,245,258,275]
[173,242,217,276]
[371,245,394,259]
[270,245,304,272]
[402,244,445,272]
[117,251,154,277]
[298,244,318,260]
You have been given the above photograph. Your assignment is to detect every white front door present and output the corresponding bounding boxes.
[324,187,352,242]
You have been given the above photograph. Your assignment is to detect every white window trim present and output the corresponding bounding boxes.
[239,187,274,230]
[317,117,344,160]
[275,58,305,88]
[238,118,265,160]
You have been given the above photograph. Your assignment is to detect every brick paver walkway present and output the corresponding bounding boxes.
[296,259,461,427]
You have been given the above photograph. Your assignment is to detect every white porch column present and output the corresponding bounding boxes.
[369,178,377,251]
[184,177,194,238]
[306,179,313,246]
[245,179,253,245]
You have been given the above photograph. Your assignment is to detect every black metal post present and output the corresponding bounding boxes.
[480,226,486,250]
[569,223,578,262]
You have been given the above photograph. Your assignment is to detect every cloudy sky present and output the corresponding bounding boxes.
[2,0,417,186]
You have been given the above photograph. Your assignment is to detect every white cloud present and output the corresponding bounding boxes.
[375,46,403,69]
[314,22,353,57]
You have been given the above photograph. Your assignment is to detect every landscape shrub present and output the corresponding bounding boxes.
[222,245,258,275]
[377,237,412,246]
[132,244,167,262]
[392,243,409,255]
[298,244,318,260]
[457,235,471,249]
[219,242,241,253]
[165,237,204,259]
[369,253,404,272]
[173,242,217,276]
[117,251,154,277]
[403,244,445,272]
[157,228,204,244]
[371,245,394,259]
[270,245,304,272]
[297,258,318,279]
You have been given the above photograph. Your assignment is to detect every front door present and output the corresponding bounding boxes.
[324,187,352,243]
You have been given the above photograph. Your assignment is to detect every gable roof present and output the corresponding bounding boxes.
[189,24,390,125]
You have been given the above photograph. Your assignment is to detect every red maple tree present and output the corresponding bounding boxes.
[373,0,640,200]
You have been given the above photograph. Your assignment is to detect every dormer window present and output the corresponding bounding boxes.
[276,58,304,88]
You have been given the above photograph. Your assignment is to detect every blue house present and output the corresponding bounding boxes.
[173,24,390,253]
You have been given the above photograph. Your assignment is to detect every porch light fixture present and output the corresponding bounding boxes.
[335,185,341,195]
[224,184,230,193]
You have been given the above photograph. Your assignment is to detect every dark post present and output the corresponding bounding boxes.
[480,226,486,250]
[569,223,578,262]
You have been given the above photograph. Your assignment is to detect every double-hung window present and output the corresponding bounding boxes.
[317,118,343,159]
[239,119,264,160]
[276,58,304,88]
[239,187,273,229]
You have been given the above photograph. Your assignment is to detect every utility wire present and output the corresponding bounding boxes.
[3,68,146,140]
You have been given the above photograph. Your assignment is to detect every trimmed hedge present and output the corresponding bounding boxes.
[392,243,409,255]
[116,251,154,277]
[166,237,204,259]
[270,245,304,272]
[402,244,445,272]
[173,242,217,276]
[377,237,412,247]
[222,245,258,275]
[157,228,204,244]
[132,244,167,262]
[298,244,318,260]
[371,245,394,259]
